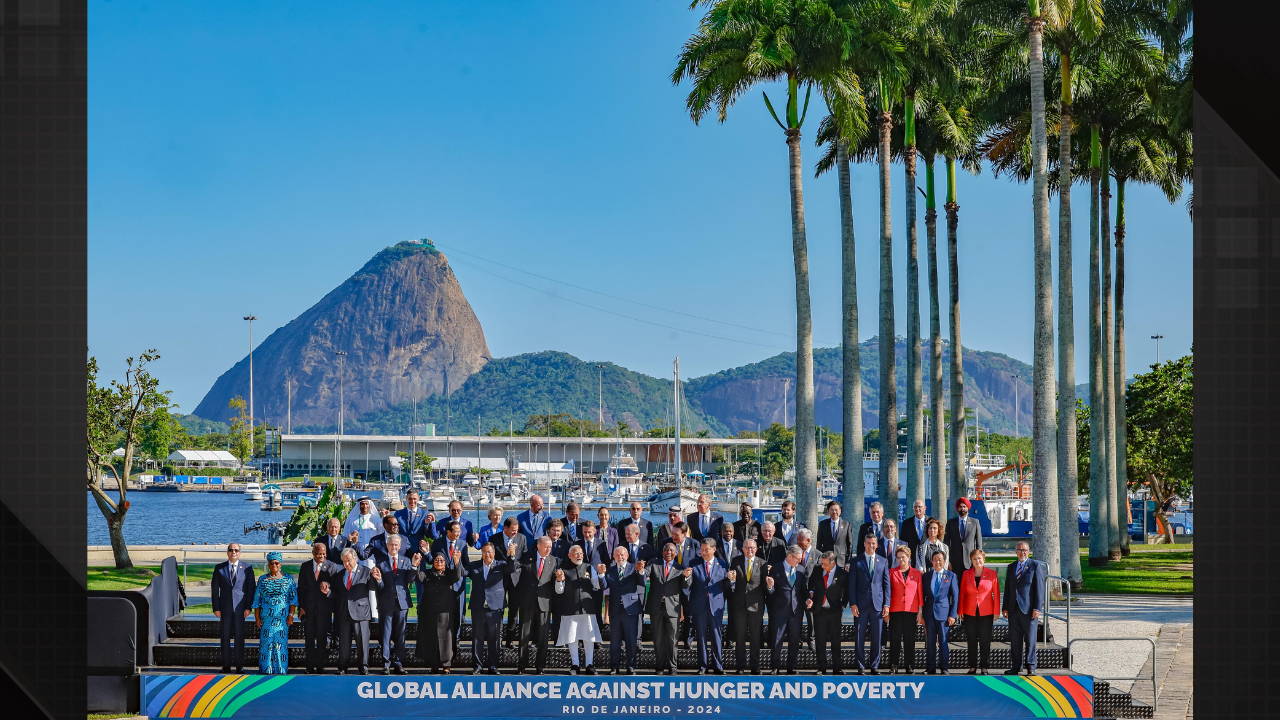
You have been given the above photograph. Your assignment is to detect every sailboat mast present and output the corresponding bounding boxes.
[674,357,682,497]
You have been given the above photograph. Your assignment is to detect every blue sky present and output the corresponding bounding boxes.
[89,1,1192,413]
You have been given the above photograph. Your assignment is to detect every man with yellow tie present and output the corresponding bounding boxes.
[728,538,767,674]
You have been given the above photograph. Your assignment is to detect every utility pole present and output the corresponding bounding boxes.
[674,358,682,487]
[1150,334,1164,365]
[243,315,256,465]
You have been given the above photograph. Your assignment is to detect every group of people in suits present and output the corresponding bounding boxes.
[209,491,1044,678]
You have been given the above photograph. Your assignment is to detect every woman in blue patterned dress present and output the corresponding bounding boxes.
[251,551,298,674]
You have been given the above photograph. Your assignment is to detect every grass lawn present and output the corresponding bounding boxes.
[1076,545,1193,595]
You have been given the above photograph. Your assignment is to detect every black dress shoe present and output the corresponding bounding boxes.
[531,668,543,675]
[967,668,977,675]
[855,668,864,676]
[625,668,635,675]
[1004,669,1021,675]
[833,669,845,675]
[586,665,598,675]
[569,665,580,675]
[1025,668,1036,676]
[221,666,232,674]
[869,668,879,676]
[392,665,406,675]
[359,667,369,675]
[925,669,936,675]
[487,667,499,675]
[338,670,347,675]
[697,668,707,675]
[888,666,897,675]
[979,668,989,675]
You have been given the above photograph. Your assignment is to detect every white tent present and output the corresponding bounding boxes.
[166,449,241,469]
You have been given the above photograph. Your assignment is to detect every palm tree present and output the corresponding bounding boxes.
[673,0,863,530]
[1085,121,1111,566]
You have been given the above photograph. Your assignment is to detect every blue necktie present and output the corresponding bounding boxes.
[933,573,942,595]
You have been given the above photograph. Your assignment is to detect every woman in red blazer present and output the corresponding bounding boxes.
[887,545,924,674]
[958,548,1000,674]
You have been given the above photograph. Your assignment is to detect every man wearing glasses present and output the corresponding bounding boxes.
[211,543,256,673]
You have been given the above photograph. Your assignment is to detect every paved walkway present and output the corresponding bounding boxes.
[1053,594,1192,695]
[1132,623,1194,720]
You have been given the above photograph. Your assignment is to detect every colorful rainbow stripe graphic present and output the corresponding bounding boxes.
[976,675,1095,718]
[144,674,295,718]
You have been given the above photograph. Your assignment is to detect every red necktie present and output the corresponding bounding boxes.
[665,563,670,579]
[392,557,397,573]
[705,562,711,578]
[346,572,353,590]
[825,571,831,588]
[314,565,320,581]
[538,557,545,577]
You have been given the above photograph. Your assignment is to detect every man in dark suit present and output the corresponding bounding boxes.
[492,518,528,647]
[921,547,959,675]
[333,547,384,675]
[438,500,479,547]
[809,550,849,674]
[430,520,470,652]
[616,501,653,548]
[595,507,620,559]
[856,501,888,561]
[796,528,820,647]
[298,542,342,673]
[604,545,646,674]
[561,502,586,543]
[516,536,559,674]
[463,542,512,674]
[757,522,787,566]
[901,499,930,551]
[732,502,762,544]
[764,545,808,674]
[373,534,416,674]
[645,542,691,675]
[211,543,256,673]
[315,517,351,558]
[777,500,804,546]
[360,515,412,566]
[876,519,911,561]
[578,521,610,567]
[1002,541,1044,676]
[686,538,734,675]
[687,494,724,543]
[666,523,698,648]
[517,494,552,544]
[944,497,983,576]
[715,522,741,566]
[546,520,574,560]
[394,490,431,553]
[849,533,891,674]
[619,523,654,565]
[729,538,767,674]
[817,501,855,569]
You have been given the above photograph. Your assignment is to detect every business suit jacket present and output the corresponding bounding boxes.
[875,538,912,563]
[654,522,683,549]
[849,553,892,613]
[944,515,983,573]
[618,540,654,564]
[714,537,742,566]
[436,516,475,543]
[518,552,559,612]
[958,569,1000,617]
[297,559,342,614]
[605,561,646,616]
[394,506,431,549]
[374,555,418,611]
[577,536,610,567]
[808,565,849,610]
[359,531,413,566]
[668,537,698,568]
[616,516,654,548]
[757,536,787,566]
[900,515,930,551]
[775,519,804,546]
[517,509,552,543]
[596,524,619,559]
[765,563,809,619]
[644,560,692,618]
[211,560,256,615]
[685,557,731,618]
[728,555,767,614]
[797,546,820,576]
[315,532,352,560]
[732,517,762,543]
[686,511,725,543]
[333,565,383,622]
[1003,560,1043,616]
[548,536,574,561]
[817,517,855,567]
[856,521,888,550]
[559,517,586,543]
[464,559,512,612]
[888,565,924,613]
[490,531,527,588]
[921,569,960,622]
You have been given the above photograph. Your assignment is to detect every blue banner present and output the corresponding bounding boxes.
[142,673,1094,719]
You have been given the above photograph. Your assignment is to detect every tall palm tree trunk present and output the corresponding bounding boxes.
[839,141,865,524]
[787,126,820,531]
[1100,138,1120,560]
[1056,58,1083,588]
[1114,176,1130,555]
[926,157,947,519]
[1087,125,1110,566]
[905,92,925,514]
[945,157,965,519]
[878,109,900,522]
[1028,12,1062,584]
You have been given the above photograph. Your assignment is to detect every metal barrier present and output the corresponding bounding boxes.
[1043,571,1071,647]
[1068,637,1158,712]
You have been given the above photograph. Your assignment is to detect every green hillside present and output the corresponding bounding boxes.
[309,351,730,436]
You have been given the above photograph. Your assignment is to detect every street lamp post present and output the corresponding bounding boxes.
[1150,334,1164,365]
[335,350,347,482]
[243,315,256,468]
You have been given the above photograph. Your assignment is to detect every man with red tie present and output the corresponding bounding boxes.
[516,536,559,674]
[686,538,735,675]
[808,550,849,675]
[645,542,692,675]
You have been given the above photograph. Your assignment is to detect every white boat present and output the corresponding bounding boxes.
[425,485,460,512]
[243,482,263,501]
[379,487,405,513]
[259,484,282,510]
[461,473,480,485]
[647,486,700,516]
